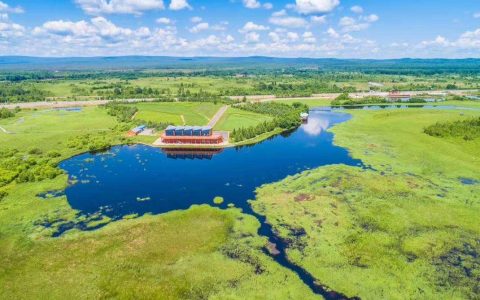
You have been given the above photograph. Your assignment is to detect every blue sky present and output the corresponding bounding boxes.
[0,0,479,58]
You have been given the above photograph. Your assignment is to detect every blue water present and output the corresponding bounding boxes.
[60,110,363,221]
[56,110,362,299]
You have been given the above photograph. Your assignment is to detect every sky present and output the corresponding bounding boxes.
[0,0,479,58]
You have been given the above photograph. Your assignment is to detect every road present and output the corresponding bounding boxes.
[208,105,229,127]
[0,89,477,110]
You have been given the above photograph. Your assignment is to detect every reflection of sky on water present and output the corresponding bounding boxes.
[302,117,329,136]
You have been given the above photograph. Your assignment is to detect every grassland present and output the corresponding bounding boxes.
[0,107,319,299]
[0,107,120,152]
[251,108,480,299]
[2,101,480,298]
[214,107,272,131]
[134,102,222,125]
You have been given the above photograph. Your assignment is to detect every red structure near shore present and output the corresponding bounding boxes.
[161,125,224,145]
[160,134,223,144]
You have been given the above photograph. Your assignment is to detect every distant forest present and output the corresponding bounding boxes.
[1,57,480,81]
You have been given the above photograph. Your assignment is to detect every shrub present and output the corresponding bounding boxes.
[424,117,480,140]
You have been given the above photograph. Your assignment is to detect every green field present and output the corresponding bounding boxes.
[214,107,272,131]
[0,107,119,152]
[0,107,318,299]
[1,102,480,298]
[134,102,222,125]
[251,108,480,299]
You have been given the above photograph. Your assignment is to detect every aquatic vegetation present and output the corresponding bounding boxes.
[213,196,224,205]
[252,109,480,298]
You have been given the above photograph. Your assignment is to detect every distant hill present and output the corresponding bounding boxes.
[0,56,479,74]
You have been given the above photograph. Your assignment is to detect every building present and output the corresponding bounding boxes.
[161,125,223,145]
[387,91,411,102]
[127,125,146,136]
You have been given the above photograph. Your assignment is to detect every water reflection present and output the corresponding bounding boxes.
[302,118,330,136]
[58,110,363,225]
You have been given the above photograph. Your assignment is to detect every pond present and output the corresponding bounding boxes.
[60,110,363,223]
[57,109,362,300]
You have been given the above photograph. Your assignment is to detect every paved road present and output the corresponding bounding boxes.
[0,98,159,110]
[1,89,477,110]
[208,105,229,127]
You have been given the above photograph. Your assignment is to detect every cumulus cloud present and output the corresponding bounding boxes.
[169,0,191,11]
[191,16,202,23]
[156,17,171,25]
[0,1,23,14]
[326,27,339,38]
[0,21,24,38]
[339,14,378,32]
[269,16,308,28]
[420,29,480,50]
[263,3,273,10]
[239,21,269,33]
[350,5,363,14]
[303,31,316,43]
[243,0,261,9]
[245,31,260,43]
[310,15,326,24]
[189,22,209,33]
[75,0,165,15]
[295,0,340,15]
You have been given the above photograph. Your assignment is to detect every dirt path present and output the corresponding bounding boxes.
[208,105,228,128]
[0,126,12,134]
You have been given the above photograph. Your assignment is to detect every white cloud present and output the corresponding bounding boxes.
[272,9,287,17]
[310,15,326,24]
[75,0,165,15]
[362,14,379,23]
[350,5,363,14]
[190,22,209,33]
[295,0,340,15]
[339,14,378,32]
[326,27,339,38]
[225,34,235,43]
[455,29,480,48]
[169,0,191,11]
[239,21,269,33]
[245,31,260,43]
[263,3,273,10]
[474,12,480,18]
[0,21,24,38]
[191,16,202,23]
[303,31,316,43]
[243,0,261,9]
[156,17,171,25]
[0,1,24,14]
[211,21,228,31]
[287,32,299,41]
[269,16,308,28]
[268,31,280,42]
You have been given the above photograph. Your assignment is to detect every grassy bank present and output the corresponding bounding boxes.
[0,106,319,299]
[134,102,222,125]
[251,108,480,299]
[214,107,272,131]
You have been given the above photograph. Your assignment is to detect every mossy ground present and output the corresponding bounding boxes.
[251,108,480,299]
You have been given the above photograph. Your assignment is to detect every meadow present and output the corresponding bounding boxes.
[214,107,272,131]
[0,106,318,299]
[134,102,222,126]
[251,108,480,299]
[1,67,480,299]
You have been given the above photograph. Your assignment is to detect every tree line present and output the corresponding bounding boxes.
[231,102,308,142]
[424,117,480,141]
